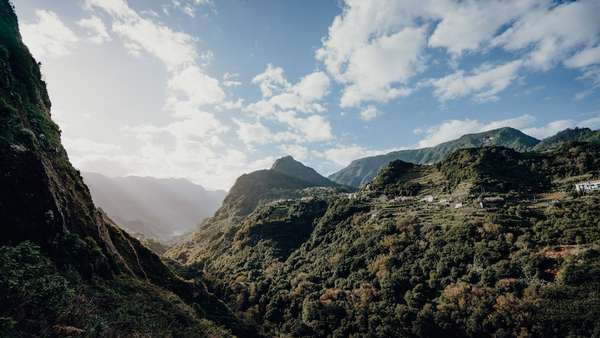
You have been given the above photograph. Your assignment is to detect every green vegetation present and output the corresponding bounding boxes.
[169,143,600,338]
[329,127,541,187]
[0,241,233,337]
[534,127,600,152]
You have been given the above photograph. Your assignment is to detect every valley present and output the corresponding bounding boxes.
[2,0,600,337]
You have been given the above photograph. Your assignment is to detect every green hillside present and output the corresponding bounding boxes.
[169,142,600,337]
[534,127,600,152]
[329,127,540,188]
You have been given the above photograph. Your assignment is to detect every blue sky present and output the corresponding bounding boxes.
[13,0,600,189]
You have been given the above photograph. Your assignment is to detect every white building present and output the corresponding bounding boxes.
[575,180,600,193]
[421,195,434,203]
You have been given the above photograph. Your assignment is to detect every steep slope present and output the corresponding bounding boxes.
[271,155,339,187]
[170,142,600,337]
[0,3,253,336]
[534,127,600,152]
[329,127,540,187]
[166,156,351,266]
[83,172,226,240]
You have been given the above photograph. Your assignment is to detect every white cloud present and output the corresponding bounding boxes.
[581,115,600,130]
[111,16,197,70]
[319,23,426,108]
[315,144,390,167]
[87,0,225,116]
[252,64,290,97]
[429,60,523,102]
[417,114,535,148]
[360,106,379,121]
[63,137,121,156]
[235,120,274,145]
[493,0,600,71]
[223,72,242,87]
[279,144,309,161]
[248,66,330,115]
[428,0,540,57]
[523,120,575,139]
[166,65,225,110]
[77,16,111,44]
[21,10,79,61]
[168,0,214,18]
[565,45,600,69]
[579,67,600,87]
[276,111,333,142]
[317,0,600,106]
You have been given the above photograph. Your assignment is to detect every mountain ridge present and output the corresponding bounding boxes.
[82,172,226,240]
[329,126,592,188]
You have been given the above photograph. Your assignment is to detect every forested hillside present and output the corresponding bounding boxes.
[168,142,600,337]
[329,127,540,187]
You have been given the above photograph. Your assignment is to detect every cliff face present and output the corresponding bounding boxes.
[0,0,145,278]
[0,2,254,336]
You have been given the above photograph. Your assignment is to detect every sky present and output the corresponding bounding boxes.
[12,0,600,190]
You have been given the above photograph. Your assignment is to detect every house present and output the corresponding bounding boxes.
[438,198,450,206]
[391,196,414,204]
[421,195,434,203]
[479,197,504,209]
[575,180,600,193]
[454,203,463,209]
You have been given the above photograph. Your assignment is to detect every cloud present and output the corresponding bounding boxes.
[77,16,111,44]
[278,144,309,161]
[252,64,290,97]
[417,114,535,148]
[523,120,575,139]
[429,60,523,102]
[63,137,121,156]
[315,144,391,167]
[565,45,600,69]
[317,0,600,106]
[276,111,333,142]
[248,66,330,114]
[87,0,225,119]
[223,72,242,87]
[166,65,225,111]
[360,106,379,121]
[427,0,540,57]
[494,0,600,71]
[168,0,215,18]
[417,113,600,148]
[244,65,333,145]
[318,17,426,107]
[20,10,79,61]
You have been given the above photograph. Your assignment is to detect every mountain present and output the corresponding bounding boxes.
[217,155,350,218]
[329,127,540,187]
[534,127,600,152]
[0,3,255,336]
[168,142,600,337]
[271,155,339,187]
[167,156,351,265]
[82,172,225,240]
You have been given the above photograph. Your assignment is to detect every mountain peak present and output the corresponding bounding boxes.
[271,155,300,170]
[270,155,336,187]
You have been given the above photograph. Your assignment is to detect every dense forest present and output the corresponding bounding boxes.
[168,144,600,337]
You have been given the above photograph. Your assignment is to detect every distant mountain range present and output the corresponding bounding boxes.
[329,127,600,187]
[82,173,226,240]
